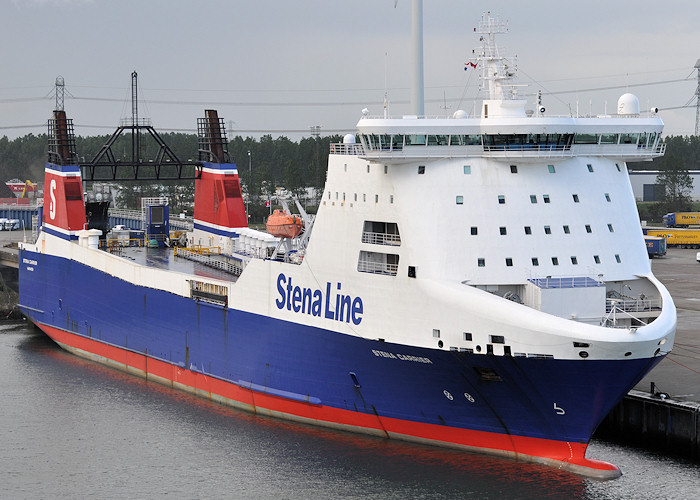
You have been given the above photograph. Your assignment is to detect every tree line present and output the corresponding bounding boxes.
[0,132,340,223]
[1,133,698,222]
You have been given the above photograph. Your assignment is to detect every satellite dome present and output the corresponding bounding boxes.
[452,109,468,119]
[617,93,640,116]
[343,134,356,144]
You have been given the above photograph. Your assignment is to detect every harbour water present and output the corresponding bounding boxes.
[1,321,697,499]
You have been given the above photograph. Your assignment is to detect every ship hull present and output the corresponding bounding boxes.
[19,247,664,478]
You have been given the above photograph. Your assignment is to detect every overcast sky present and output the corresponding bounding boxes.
[1,0,698,142]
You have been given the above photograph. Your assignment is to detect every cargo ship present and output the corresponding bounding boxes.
[19,11,675,478]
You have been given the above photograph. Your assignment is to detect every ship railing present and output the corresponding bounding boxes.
[329,143,365,155]
[605,297,662,314]
[175,245,221,257]
[357,260,399,276]
[361,231,401,245]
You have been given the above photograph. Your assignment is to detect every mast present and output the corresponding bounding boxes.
[410,0,424,117]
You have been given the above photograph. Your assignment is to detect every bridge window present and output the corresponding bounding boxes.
[548,165,556,173]
[478,258,485,267]
[532,257,539,266]
[463,165,471,174]
[406,134,427,146]
[574,133,598,144]
[530,195,537,204]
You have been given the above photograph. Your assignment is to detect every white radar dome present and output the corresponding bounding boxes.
[617,93,640,116]
[452,109,468,119]
[343,134,356,144]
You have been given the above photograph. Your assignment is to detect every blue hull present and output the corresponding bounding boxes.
[18,247,663,477]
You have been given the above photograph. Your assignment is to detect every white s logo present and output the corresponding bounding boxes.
[49,179,56,220]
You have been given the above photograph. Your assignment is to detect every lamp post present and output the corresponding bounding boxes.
[247,150,251,222]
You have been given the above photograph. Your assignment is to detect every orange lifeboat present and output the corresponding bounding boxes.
[266,209,303,239]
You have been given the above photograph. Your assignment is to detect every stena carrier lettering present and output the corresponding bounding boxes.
[19,10,675,479]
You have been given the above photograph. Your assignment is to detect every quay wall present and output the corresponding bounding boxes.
[596,390,700,460]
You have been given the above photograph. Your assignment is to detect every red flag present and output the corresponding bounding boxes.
[265,199,271,207]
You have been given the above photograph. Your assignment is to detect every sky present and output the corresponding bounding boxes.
[1,0,698,142]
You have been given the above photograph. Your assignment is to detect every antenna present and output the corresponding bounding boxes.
[384,52,390,118]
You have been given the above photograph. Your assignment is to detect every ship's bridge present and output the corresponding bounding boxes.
[351,115,665,163]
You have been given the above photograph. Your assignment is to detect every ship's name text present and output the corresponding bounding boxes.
[372,350,433,364]
[275,273,363,325]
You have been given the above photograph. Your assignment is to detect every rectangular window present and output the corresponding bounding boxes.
[418,165,425,174]
[608,223,614,232]
[490,335,505,344]
[615,254,621,263]
[463,332,473,341]
[544,226,551,235]
[573,194,580,203]
[470,226,478,235]
[594,255,601,264]
[605,193,611,202]
[384,165,388,174]
[530,195,537,204]
[552,257,559,266]
[532,257,539,266]
[354,193,357,202]
[499,227,507,235]
[563,225,570,234]
[548,164,556,173]
[571,256,578,265]
[505,258,513,267]
[585,224,592,233]
[357,250,399,276]
[510,165,518,173]
[362,221,401,245]
[478,258,485,267]
[524,226,532,235]
[498,195,505,204]
[456,195,464,205]
[375,194,379,203]
[363,194,366,202]
[587,164,594,172]
[543,194,550,203]
[433,329,441,338]
[463,165,471,174]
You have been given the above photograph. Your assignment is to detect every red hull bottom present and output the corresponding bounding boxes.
[36,321,621,479]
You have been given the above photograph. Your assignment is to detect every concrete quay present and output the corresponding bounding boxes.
[635,247,700,399]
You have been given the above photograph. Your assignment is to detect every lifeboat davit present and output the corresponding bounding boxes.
[266,209,303,239]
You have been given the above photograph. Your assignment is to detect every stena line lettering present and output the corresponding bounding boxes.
[275,273,363,325]
[49,179,57,220]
